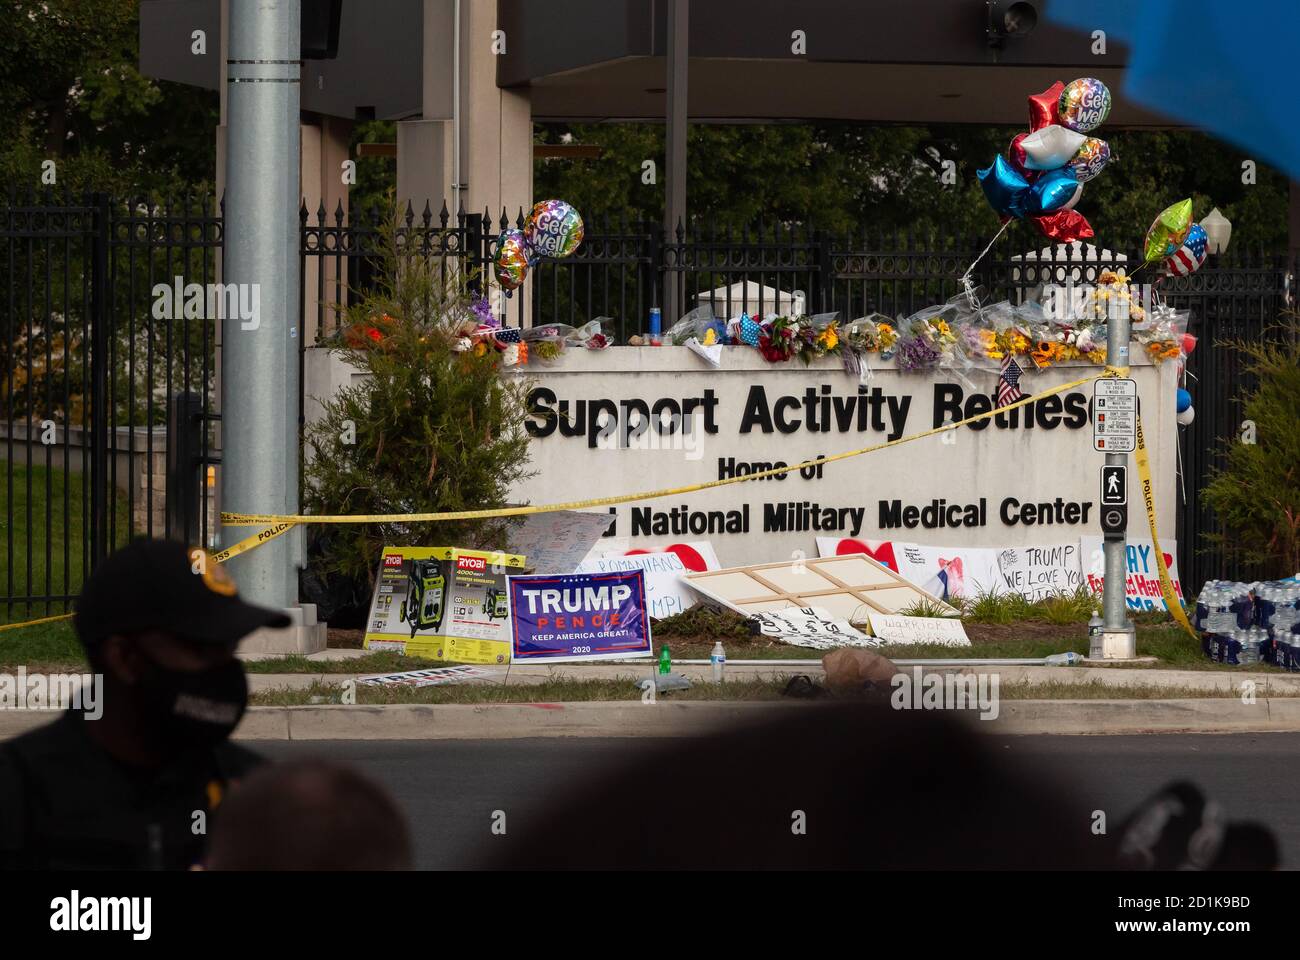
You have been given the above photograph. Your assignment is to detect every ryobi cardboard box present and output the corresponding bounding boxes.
[363,546,526,664]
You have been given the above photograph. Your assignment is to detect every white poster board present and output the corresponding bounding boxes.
[584,540,721,572]
[815,537,901,573]
[893,543,1003,600]
[993,542,1085,602]
[867,613,972,647]
[357,665,496,687]
[1080,536,1184,611]
[506,510,615,574]
[750,607,878,649]
[575,550,698,620]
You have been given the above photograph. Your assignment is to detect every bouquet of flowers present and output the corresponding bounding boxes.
[893,303,961,373]
[1135,303,1189,364]
[794,313,843,365]
[758,315,800,362]
[1082,270,1146,324]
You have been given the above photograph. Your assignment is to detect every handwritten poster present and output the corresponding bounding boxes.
[576,550,699,620]
[506,510,615,574]
[585,540,721,572]
[994,542,1084,603]
[867,613,971,647]
[1080,536,1184,612]
[357,665,495,687]
[893,544,1003,600]
[750,607,877,649]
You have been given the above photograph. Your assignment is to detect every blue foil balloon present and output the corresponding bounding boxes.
[1027,169,1081,216]
[978,155,1030,219]
[1176,388,1192,413]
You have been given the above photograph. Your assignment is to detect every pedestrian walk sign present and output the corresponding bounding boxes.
[1101,465,1127,506]
[1093,378,1137,452]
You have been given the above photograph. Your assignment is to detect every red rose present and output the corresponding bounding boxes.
[758,334,790,362]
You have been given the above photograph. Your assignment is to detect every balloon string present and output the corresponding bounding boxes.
[959,219,1013,309]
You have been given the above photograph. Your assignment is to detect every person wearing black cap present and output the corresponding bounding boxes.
[0,539,290,870]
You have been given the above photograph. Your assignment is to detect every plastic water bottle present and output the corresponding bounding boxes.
[658,643,671,675]
[710,641,726,683]
[1087,610,1104,659]
[1225,630,1242,665]
[1044,652,1080,666]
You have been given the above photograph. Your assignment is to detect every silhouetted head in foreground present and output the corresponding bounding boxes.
[484,701,1278,871]
[207,760,412,870]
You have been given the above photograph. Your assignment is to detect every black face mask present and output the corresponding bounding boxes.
[133,654,249,750]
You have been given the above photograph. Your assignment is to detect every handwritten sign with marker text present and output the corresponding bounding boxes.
[749,607,876,649]
[867,613,971,647]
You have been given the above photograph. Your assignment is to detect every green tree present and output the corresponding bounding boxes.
[302,211,535,587]
[535,122,1288,251]
[1201,318,1300,577]
[0,0,219,196]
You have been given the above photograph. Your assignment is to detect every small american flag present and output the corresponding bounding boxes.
[997,354,1025,408]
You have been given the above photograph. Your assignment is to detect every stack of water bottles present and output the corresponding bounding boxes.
[1257,581,1300,671]
[1195,579,1300,669]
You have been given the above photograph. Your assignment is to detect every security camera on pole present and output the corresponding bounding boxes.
[1093,303,1138,659]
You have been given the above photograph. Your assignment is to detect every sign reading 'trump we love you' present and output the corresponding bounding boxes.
[508,570,653,663]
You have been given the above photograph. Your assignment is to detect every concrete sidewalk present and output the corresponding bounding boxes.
[246,661,1300,695]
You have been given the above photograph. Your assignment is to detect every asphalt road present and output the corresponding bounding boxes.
[258,733,1300,870]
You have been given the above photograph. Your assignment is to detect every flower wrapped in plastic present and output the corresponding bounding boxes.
[1134,302,1190,364]
[891,298,971,373]
[568,318,616,350]
[519,324,567,364]
[1081,269,1147,325]
[795,312,843,364]
[666,304,724,346]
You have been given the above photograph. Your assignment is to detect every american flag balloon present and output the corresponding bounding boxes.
[1165,223,1208,278]
[997,354,1025,408]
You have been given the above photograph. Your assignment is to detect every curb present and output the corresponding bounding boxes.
[234,700,811,740]
[245,663,1300,694]
[231,697,1300,739]
[238,696,1300,739]
[3,698,1296,743]
[977,697,1300,735]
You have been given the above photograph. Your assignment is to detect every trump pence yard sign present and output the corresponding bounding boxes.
[508,570,653,663]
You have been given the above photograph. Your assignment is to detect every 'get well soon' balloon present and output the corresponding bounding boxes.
[524,199,584,261]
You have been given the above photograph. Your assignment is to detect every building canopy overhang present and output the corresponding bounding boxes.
[141,0,1175,128]
[499,0,1168,127]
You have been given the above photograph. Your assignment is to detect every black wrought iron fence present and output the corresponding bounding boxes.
[2,191,1293,616]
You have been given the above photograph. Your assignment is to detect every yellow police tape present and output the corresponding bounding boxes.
[0,366,1194,640]
[0,612,74,633]
[1134,412,1199,640]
